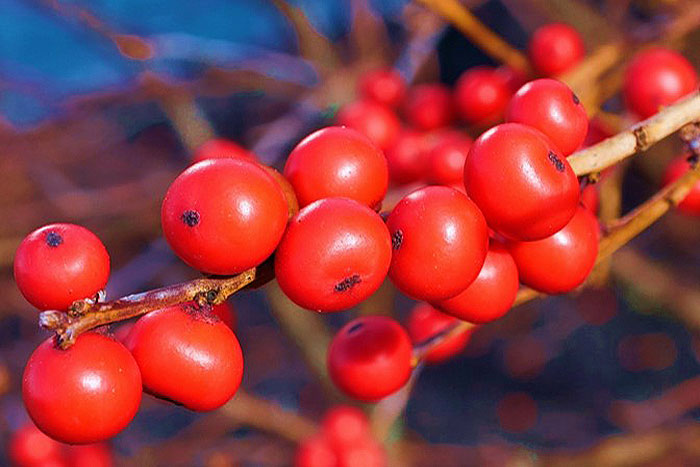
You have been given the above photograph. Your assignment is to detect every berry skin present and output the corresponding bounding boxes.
[14,223,110,311]
[295,436,337,467]
[23,333,141,444]
[506,79,588,156]
[161,159,288,275]
[406,303,472,364]
[581,184,599,214]
[211,301,237,331]
[284,126,389,209]
[454,66,511,125]
[427,133,473,185]
[191,138,256,164]
[404,84,454,130]
[65,444,113,467]
[435,241,519,324]
[623,48,698,119]
[322,406,370,448]
[336,439,386,467]
[528,23,584,76]
[125,304,243,411]
[359,68,406,108]
[385,130,429,185]
[337,100,401,151]
[662,156,700,215]
[508,206,599,294]
[328,316,412,401]
[387,186,489,301]
[275,198,392,312]
[464,123,579,241]
[9,423,64,467]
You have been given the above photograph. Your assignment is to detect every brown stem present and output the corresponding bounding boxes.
[39,268,256,349]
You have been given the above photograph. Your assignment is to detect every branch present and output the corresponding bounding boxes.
[39,269,256,349]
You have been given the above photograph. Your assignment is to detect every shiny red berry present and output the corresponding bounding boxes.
[404,84,454,130]
[385,130,429,185]
[328,316,412,401]
[9,423,64,467]
[464,123,579,240]
[191,138,256,163]
[387,186,488,301]
[322,406,370,448]
[14,223,110,311]
[623,48,698,119]
[211,301,237,330]
[161,159,288,274]
[427,133,473,185]
[284,126,389,209]
[508,206,599,294]
[455,66,511,124]
[295,436,337,467]
[506,79,588,156]
[65,444,113,467]
[435,241,519,324]
[23,333,141,444]
[359,68,406,108]
[337,100,401,151]
[528,23,584,76]
[406,303,472,364]
[275,198,391,312]
[662,156,700,215]
[125,304,243,411]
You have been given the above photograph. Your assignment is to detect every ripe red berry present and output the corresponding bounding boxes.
[23,333,141,444]
[435,241,519,324]
[328,316,412,401]
[464,123,579,240]
[385,130,429,185]
[662,156,700,215]
[404,84,454,130]
[406,303,472,364]
[211,301,237,330]
[506,79,588,156]
[454,66,511,125]
[275,198,391,312]
[336,438,386,467]
[337,100,401,151]
[9,423,64,467]
[14,223,110,311]
[191,138,256,164]
[359,68,406,108]
[295,436,337,467]
[125,304,243,411]
[322,406,370,448]
[508,206,599,294]
[426,133,473,185]
[581,184,599,214]
[623,48,698,119]
[284,126,389,209]
[528,23,584,76]
[65,444,113,467]
[161,158,288,274]
[387,186,488,301]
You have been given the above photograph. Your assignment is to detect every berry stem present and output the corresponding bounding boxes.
[39,268,256,349]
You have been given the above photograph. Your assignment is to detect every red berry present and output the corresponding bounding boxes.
[454,66,511,125]
[581,184,599,214]
[161,159,288,274]
[623,48,698,119]
[662,156,700,215]
[211,301,237,331]
[496,65,528,93]
[337,100,401,151]
[336,439,386,467]
[191,138,256,164]
[426,133,473,185]
[508,206,599,294]
[406,303,472,364]
[14,224,110,311]
[506,79,588,156]
[9,423,64,467]
[125,304,243,411]
[295,436,337,467]
[65,444,113,467]
[528,23,584,76]
[359,68,406,108]
[275,198,391,312]
[464,123,579,241]
[322,406,370,448]
[385,130,429,185]
[387,186,488,301]
[404,84,454,130]
[328,316,412,401]
[284,126,389,209]
[23,333,141,444]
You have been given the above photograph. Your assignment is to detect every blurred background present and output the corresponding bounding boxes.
[0,0,699,465]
